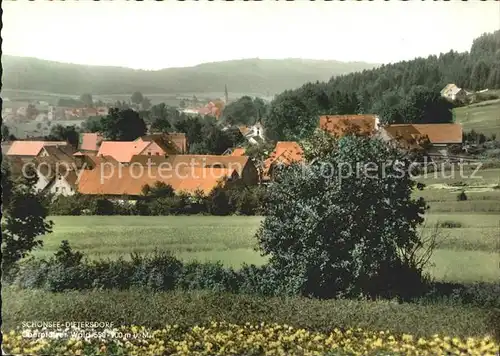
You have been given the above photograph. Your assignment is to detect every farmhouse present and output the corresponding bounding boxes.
[33,158,79,196]
[440,84,467,102]
[263,141,304,181]
[319,115,380,137]
[77,160,239,200]
[6,141,71,160]
[96,140,170,163]
[379,123,463,156]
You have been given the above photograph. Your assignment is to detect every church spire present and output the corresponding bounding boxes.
[224,84,229,104]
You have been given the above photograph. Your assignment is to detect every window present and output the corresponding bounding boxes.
[148,152,152,156]
[155,152,160,156]
[55,187,59,192]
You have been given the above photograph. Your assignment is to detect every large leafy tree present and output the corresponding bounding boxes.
[1,160,53,272]
[101,108,147,141]
[222,96,268,126]
[82,116,105,133]
[150,103,174,132]
[264,92,317,141]
[256,134,428,299]
[47,124,80,148]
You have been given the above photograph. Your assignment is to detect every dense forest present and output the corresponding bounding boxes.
[2,57,376,96]
[262,31,500,140]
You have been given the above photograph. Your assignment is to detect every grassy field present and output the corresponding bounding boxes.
[454,98,500,137]
[34,211,499,284]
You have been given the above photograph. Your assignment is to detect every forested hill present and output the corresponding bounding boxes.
[262,30,500,140]
[1,57,377,95]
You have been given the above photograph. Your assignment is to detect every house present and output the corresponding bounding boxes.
[39,144,78,163]
[6,141,70,160]
[97,140,171,163]
[238,123,266,145]
[135,132,188,154]
[77,160,239,200]
[379,123,463,156]
[129,154,259,186]
[79,133,104,153]
[262,141,304,181]
[31,157,79,196]
[45,170,78,196]
[319,115,380,137]
[440,84,467,102]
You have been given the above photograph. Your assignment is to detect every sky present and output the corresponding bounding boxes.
[3,1,499,70]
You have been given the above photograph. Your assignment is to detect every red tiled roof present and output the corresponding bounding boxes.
[97,141,152,163]
[6,141,68,156]
[319,115,378,137]
[129,154,251,177]
[77,162,236,196]
[263,141,304,179]
[410,124,463,144]
[384,124,463,145]
[80,133,103,152]
[137,132,187,154]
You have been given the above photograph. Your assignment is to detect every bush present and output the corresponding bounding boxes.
[457,191,468,201]
[178,261,240,293]
[148,196,184,215]
[207,186,234,216]
[90,198,116,215]
[258,135,430,299]
[48,195,135,216]
[129,250,183,291]
[54,240,84,267]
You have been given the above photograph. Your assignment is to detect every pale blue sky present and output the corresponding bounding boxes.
[3,1,499,70]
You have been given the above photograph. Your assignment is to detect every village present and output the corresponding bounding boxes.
[3,106,464,203]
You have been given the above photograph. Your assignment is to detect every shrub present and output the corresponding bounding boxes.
[207,186,234,216]
[91,258,135,290]
[178,261,240,293]
[54,240,84,267]
[457,191,468,201]
[49,195,85,215]
[90,198,116,215]
[148,196,184,215]
[130,250,183,291]
[258,135,430,299]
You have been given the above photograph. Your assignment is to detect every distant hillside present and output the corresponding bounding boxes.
[2,56,378,96]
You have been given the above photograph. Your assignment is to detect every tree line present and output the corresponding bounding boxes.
[263,30,500,141]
